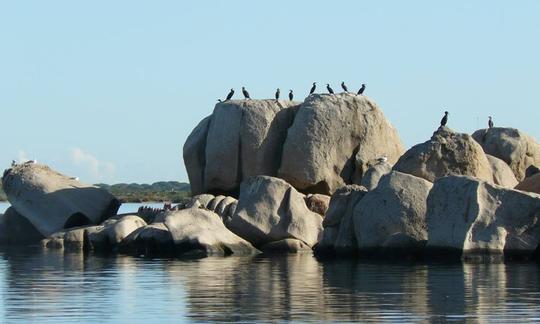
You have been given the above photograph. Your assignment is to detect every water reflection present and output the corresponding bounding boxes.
[1,248,540,323]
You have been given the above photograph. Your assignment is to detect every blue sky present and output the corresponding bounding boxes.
[1,1,539,184]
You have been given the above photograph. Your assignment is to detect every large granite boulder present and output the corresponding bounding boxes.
[229,176,323,248]
[353,171,433,250]
[164,208,258,257]
[486,155,518,188]
[0,207,44,244]
[120,223,175,255]
[426,175,540,255]
[360,160,392,190]
[472,127,540,181]
[279,93,403,194]
[106,215,147,245]
[515,173,540,195]
[316,184,368,254]
[2,163,120,236]
[394,127,492,183]
[183,100,298,195]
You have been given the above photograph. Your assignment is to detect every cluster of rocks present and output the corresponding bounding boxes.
[2,93,540,260]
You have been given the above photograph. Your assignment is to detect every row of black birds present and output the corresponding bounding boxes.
[220,82,366,102]
[440,111,495,129]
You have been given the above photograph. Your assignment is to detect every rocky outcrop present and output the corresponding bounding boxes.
[316,185,368,254]
[515,173,540,195]
[228,176,323,248]
[472,127,540,181]
[184,100,299,195]
[394,127,493,183]
[279,93,403,194]
[260,238,312,253]
[353,171,433,251]
[164,208,258,257]
[106,215,147,245]
[426,175,540,255]
[360,161,392,190]
[184,95,403,196]
[0,207,44,244]
[486,154,518,188]
[120,223,175,255]
[2,163,120,237]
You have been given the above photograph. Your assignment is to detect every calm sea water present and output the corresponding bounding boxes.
[1,202,540,322]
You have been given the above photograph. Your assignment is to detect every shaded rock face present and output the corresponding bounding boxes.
[164,208,258,257]
[305,194,331,216]
[360,161,392,190]
[316,185,368,254]
[0,207,44,244]
[2,163,120,237]
[394,127,492,183]
[279,93,403,194]
[229,176,323,248]
[260,238,312,254]
[486,155,518,188]
[184,95,403,196]
[184,100,299,196]
[353,171,433,250]
[472,127,540,181]
[120,223,175,255]
[426,175,540,255]
[515,173,540,195]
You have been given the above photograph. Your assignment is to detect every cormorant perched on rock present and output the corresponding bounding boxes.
[309,82,316,95]
[11,160,16,167]
[226,89,234,100]
[357,84,366,95]
[326,84,334,94]
[275,88,280,101]
[289,90,293,101]
[440,111,449,127]
[341,82,348,92]
[217,99,222,103]
[488,116,494,129]
[242,87,251,99]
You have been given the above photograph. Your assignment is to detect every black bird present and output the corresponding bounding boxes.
[217,99,222,103]
[488,116,494,129]
[326,84,334,94]
[275,88,280,101]
[440,111,449,127]
[242,87,251,99]
[226,88,234,100]
[309,82,317,95]
[357,84,366,95]
[289,90,293,101]
[341,82,348,92]
[11,160,16,167]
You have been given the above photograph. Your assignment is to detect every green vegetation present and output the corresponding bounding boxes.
[95,181,191,203]
[0,180,191,203]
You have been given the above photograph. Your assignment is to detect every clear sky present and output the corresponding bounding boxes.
[1,1,539,184]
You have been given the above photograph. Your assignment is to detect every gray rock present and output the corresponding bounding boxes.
[106,215,147,245]
[260,239,312,253]
[317,185,368,254]
[515,173,540,195]
[183,116,212,195]
[394,126,493,183]
[229,176,323,247]
[207,195,226,211]
[203,100,298,194]
[2,163,120,237]
[486,154,518,188]
[120,223,175,254]
[164,208,258,257]
[353,171,433,250]
[279,93,404,194]
[360,161,392,190]
[305,194,331,216]
[214,196,237,219]
[426,175,540,255]
[0,207,44,244]
[185,194,215,209]
[472,127,540,181]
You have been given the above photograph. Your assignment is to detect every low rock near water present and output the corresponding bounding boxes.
[353,171,432,251]
[472,127,540,181]
[426,175,540,256]
[164,208,258,257]
[316,184,368,254]
[228,176,323,248]
[0,207,44,244]
[394,126,493,183]
[2,163,120,237]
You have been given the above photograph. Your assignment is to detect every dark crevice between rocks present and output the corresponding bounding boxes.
[301,181,332,196]
[341,145,361,185]
[64,212,92,229]
[100,199,121,224]
[274,105,301,176]
[236,109,244,195]
[199,117,211,195]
